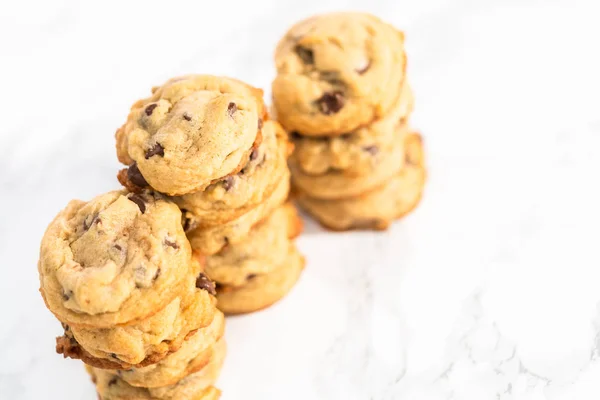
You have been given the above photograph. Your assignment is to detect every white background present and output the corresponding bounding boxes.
[1,0,600,399]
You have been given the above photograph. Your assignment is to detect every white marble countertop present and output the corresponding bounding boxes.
[2,0,600,399]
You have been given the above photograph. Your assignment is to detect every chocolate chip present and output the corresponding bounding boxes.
[316,91,345,115]
[114,244,122,251]
[62,290,73,301]
[222,176,234,191]
[258,119,263,129]
[164,239,179,249]
[182,113,192,121]
[110,353,118,359]
[362,145,379,155]
[195,273,216,296]
[246,274,257,280]
[183,216,198,233]
[128,194,146,213]
[355,60,371,74]
[127,162,148,188]
[249,149,259,161]
[290,131,302,140]
[153,268,161,281]
[295,45,314,64]
[227,102,237,118]
[145,143,164,159]
[339,133,352,140]
[144,104,158,116]
[108,377,118,386]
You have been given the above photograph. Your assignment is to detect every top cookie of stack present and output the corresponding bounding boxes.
[116,75,266,196]
[272,12,426,231]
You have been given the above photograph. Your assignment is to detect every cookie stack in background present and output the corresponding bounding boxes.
[116,75,304,314]
[38,191,224,398]
[272,12,426,231]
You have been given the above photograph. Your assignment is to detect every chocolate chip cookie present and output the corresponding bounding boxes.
[216,243,305,315]
[272,12,406,136]
[116,75,266,195]
[39,191,193,328]
[56,255,217,369]
[296,132,426,230]
[170,120,292,228]
[205,202,302,287]
[290,124,408,199]
[289,81,413,175]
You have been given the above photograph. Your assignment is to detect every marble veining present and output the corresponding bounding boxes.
[1,0,600,399]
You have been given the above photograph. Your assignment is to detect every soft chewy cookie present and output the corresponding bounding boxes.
[290,125,408,199]
[216,244,305,315]
[88,339,225,400]
[289,82,413,175]
[170,120,292,228]
[206,203,303,287]
[272,12,406,136]
[39,191,193,328]
[117,311,224,387]
[116,75,266,195]
[186,166,291,255]
[56,256,217,369]
[297,132,426,230]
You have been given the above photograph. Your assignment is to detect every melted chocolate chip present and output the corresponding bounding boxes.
[182,113,192,121]
[362,145,379,155]
[227,102,237,117]
[355,60,371,74]
[127,162,148,187]
[258,119,263,129]
[316,91,345,115]
[128,194,146,213]
[295,45,314,64]
[249,149,259,161]
[108,377,118,386]
[222,176,234,191]
[164,239,179,249]
[195,273,216,296]
[145,143,164,159]
[145,104,158,116]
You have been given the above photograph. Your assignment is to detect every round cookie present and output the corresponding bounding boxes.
[272,12,406,136]
[206,203,303,287]
[186,167,291,255]
[216,244,305,315]
[290,125,408,199]
[39,191,193,328]
[171,120,292,228]
[118,311,225,388]
[56,256,217,369]
[296,132,426,230]
[116,75,266,196]
[289,81,413,176]
[88,339,225,400]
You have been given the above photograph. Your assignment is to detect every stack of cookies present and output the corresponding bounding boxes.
[38,191,224,398]
[115,75,304,314]
[272,12,426,230]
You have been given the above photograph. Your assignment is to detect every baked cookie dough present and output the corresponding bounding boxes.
[116,75,266,195]
[186,167,291,255]
[273,12,406,135]
[296,132,426,230]
[289,82,413,176]
[39,191,193,328]
[216,244,305,315]
[205,203,302,287]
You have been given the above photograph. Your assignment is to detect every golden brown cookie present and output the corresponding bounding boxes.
[290,124,408,199]
[216,243,305,315]
[116,75,266,196]
[289,81,413,175]
[205,203,302,287]
[56,255,217,369]
[296,132,426,230]
[38,191,194,329]
[272,12,406,136]
[88,338,225,400]
[117,311,225,388]
[171,120,292,228]
[186,167,291,255]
